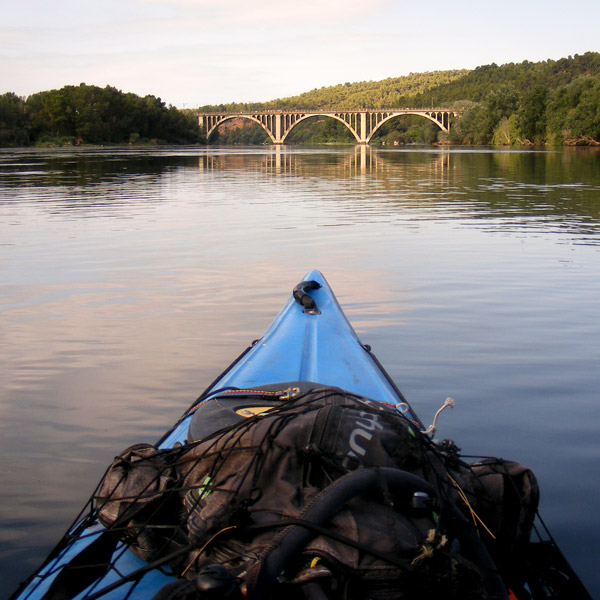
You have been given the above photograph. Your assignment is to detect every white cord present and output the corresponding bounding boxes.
[395,402,409,414]
[422,397,455,436]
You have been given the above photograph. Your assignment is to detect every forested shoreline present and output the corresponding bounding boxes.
[0,84,204,147]
[1,52,600,147]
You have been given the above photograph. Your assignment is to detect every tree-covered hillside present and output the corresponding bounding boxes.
[199,70,469,112]
[207,52,600,146]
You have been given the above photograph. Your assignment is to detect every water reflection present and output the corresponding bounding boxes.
[2,146,600,240]
[192,145,600,183]
[196,145,452,179]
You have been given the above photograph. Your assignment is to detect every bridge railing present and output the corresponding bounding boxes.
[198,108,458,115]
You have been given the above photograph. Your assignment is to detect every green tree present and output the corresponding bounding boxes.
[481,85,519,141]
[516,86,548,143]
[564,78,600,140]
[0,93,28,145]
[491,114,521,145]
[452,103,488,144]
[546,76,600,143]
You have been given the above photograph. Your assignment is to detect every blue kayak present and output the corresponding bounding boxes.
[159,269,423,450]
[10,271,591,600]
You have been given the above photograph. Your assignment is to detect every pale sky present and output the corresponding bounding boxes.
[1,0,599,108]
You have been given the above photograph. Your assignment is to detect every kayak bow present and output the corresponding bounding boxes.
[160,269,422,449]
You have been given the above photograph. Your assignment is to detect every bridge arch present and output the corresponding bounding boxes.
[203,114,276,144]
[279,113,360,144]
[366,111,450,143]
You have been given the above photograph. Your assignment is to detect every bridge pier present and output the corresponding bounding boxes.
[359,112,368,144]
[274,114,283,144]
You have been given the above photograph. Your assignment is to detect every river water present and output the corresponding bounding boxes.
[1,145,599,597]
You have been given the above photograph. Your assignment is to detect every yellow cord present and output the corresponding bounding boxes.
[181,525,238,576]
[447,473,496,540]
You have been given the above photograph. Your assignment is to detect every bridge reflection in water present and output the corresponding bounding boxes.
[197,145,451,178]
[198,109,459,145]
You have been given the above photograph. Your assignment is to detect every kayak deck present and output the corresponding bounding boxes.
[207,270,404,401]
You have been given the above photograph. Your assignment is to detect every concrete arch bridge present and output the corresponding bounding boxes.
[198,109,460,145]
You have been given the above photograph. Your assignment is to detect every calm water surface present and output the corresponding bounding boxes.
[1,145,599,597]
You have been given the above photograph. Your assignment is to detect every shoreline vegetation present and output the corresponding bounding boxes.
[1,52,600,147]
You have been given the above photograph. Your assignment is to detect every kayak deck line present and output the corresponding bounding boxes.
[9,270,592,600]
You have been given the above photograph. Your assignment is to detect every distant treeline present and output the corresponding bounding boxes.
[0,84,204,146]
[208,52,600,146]
[2,53,600,147]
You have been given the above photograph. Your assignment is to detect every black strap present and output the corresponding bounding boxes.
[293,280,321,314]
